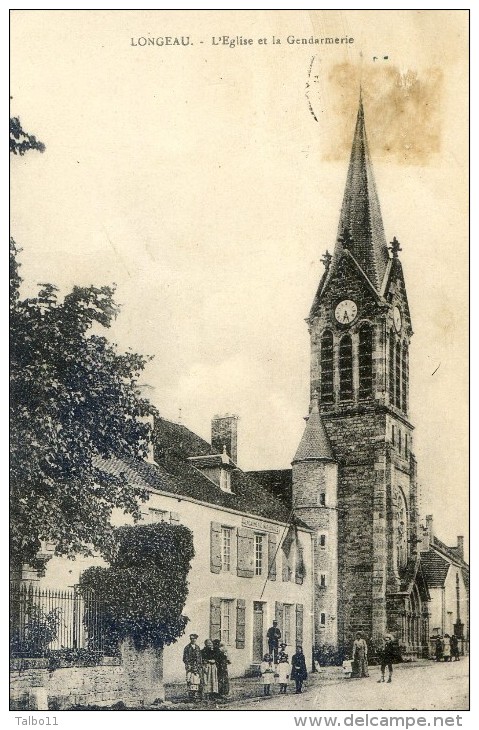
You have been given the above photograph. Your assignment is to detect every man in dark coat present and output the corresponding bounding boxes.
[291,645,308,694]
[266,620,281,663]
[183,633,203,700]
[377,634,395,683]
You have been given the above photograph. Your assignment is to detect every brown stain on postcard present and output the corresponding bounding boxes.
[324,63,443,165]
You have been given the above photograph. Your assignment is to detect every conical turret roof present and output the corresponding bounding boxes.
[293,397,335,463]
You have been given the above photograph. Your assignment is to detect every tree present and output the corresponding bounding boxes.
[10,116,45,156]
[79,523,195,650]
[10,120,155,571]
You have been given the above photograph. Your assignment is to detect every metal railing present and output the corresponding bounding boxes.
[10,582,118,658]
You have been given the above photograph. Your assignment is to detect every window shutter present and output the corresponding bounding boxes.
[210,522,222,574]
[236,599,246,649]
[237,528,254,577]
[170,511,180,524]
[282,551,290,582]
[268,534,277,581]
[275,601,284,636]
[210,597,221,641]
[296,604,304,646]
[295,545,305,585]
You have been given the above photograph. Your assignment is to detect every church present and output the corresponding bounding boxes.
[252,95,468,660]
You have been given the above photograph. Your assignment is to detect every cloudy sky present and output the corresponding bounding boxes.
[10,10,468,550]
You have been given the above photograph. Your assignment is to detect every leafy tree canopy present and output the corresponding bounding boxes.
[79,523,195,650]
[10,116,45,156]
[10,240,155,570]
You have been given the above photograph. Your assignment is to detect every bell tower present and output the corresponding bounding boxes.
[297,96,430,657]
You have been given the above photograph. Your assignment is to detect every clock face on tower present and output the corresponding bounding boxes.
[393,306,402,333]
[335,299,357,325]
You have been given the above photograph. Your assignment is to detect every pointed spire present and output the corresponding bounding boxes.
[335,94,390,289]
[293,396,335,463]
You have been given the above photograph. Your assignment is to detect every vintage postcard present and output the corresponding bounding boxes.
[10,8,469,719]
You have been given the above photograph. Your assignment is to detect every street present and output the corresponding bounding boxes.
[222,659,469,712]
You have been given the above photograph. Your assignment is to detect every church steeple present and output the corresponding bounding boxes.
[335,95,390,290]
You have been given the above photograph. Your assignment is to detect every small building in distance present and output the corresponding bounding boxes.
[420,515,469,652]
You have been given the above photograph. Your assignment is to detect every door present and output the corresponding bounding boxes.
[253,601,264,662]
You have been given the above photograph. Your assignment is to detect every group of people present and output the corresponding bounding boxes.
[434,634,460,662]
[260,645,308,695]
[182,634,230,702]
[342,633,400,684]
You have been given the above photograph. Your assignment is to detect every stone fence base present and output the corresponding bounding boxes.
[10,641,164,710]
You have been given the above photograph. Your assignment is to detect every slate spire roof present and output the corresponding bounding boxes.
[334,95,390,290]
[292,396,335,463]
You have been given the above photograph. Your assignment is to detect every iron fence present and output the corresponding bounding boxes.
[10,582,119,658]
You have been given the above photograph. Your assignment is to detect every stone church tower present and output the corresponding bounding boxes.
[293,96,430,657]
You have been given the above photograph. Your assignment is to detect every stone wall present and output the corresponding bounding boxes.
[10,642,164,710]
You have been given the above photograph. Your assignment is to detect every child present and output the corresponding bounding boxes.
[276,652,290,694]
[342,656,353,679]
[260,653,275,696]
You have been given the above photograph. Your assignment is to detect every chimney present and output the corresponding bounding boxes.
[211,414,239,464]
[457,536,464,559]
[426,514,434,540]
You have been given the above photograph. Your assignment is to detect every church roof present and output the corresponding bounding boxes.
[334,96,390,290]
[292,398,335,463]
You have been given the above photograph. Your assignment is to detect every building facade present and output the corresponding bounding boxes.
[31,415,314,683]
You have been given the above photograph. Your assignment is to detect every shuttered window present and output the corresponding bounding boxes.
[358,325,373,399]
[268,534,277,581]
[210,597,221,640]
[320,331,334,405]
[283,604,293,645]
[237,528,254,578]
[295,604,304,647]
[210,522,222,574]
[339,335,353,401]
[222,527,232,572]
[236,599,246,649]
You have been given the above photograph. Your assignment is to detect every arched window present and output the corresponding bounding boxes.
[401,345,408,413]
[389,335,395,405]
[358,325,373,399]
[395,342,402,408]
[320,331,334,405]
[339,335,353,401]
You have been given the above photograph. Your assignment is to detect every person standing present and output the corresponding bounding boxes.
[352,632,369,678]
[451,634,460,661]
[377,634,395,683]
[201,639,219,699]
[182,633,203,701]
[266,620,282,663]
[276,652,290,694]
[213,639,230,697]
[260,653,275,696]
[435,635,444,662]
[443,634,451,662]
[291,645,308,694]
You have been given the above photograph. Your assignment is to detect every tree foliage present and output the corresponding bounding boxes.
[10,239,155,570]
[10,117,45,156]
[79,523,194,650]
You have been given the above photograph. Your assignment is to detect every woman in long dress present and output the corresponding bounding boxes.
[213,639,230,697]
[201,639,219,698]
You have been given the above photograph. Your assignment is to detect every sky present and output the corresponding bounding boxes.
[10,10,468,551]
